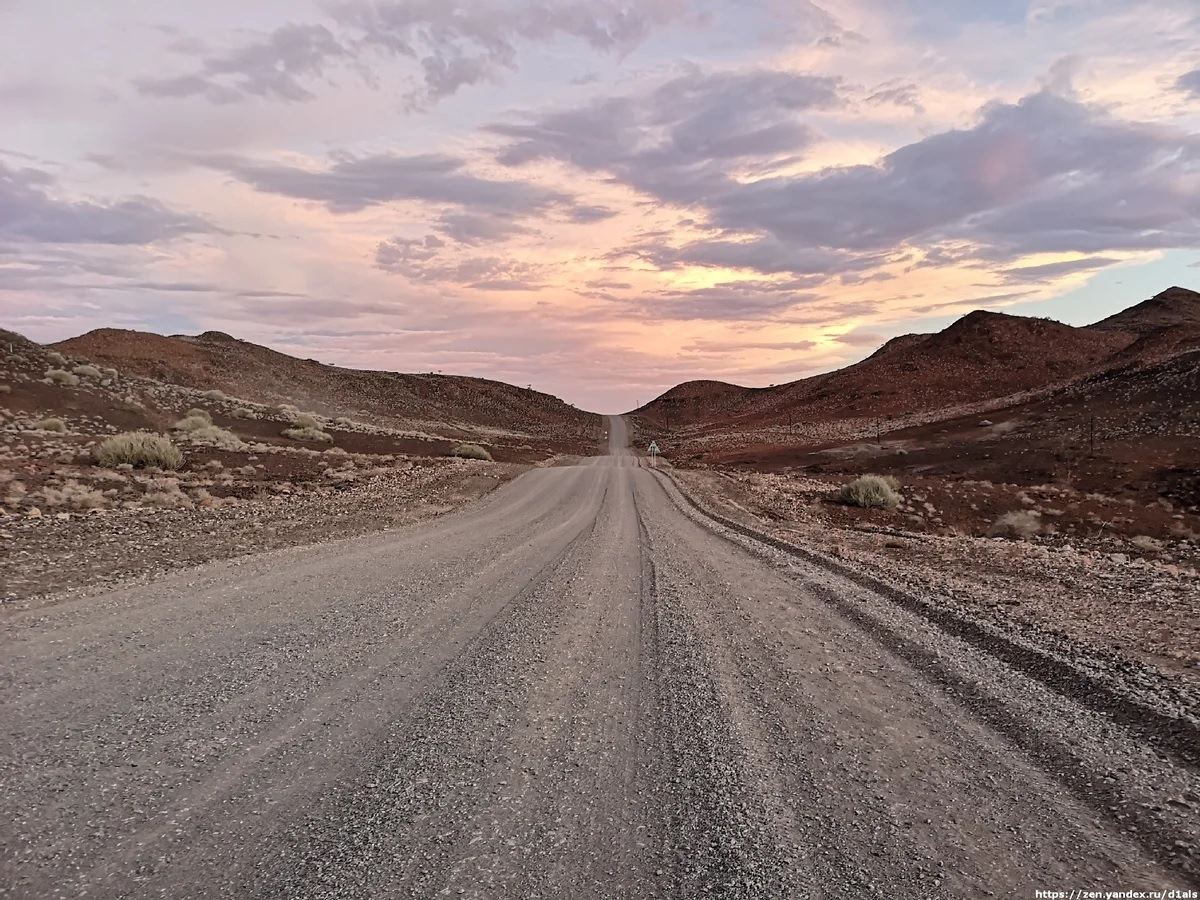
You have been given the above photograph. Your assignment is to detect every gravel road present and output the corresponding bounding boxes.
[3,416,1197,899]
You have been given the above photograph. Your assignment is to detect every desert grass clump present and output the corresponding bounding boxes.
[45,369,80,387]
[282,425,333,443]
[987,510,1042,541]
[840,474,901,510]
[95,432,183,470]
[46,351,66,366]
[232,407,256,419]
[103,367,119,378]
[173,408,213,432]
[186,425,244,450]
[72,364,102,378]
[291,412,321,429]
[37,417,67,432]
[450,443,493,461]
[202,389,226,400]
[40,480,106,510]
[0,384,10,394]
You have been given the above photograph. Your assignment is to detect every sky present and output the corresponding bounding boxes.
[1,0,1199,413]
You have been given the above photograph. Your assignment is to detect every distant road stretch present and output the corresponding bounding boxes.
[3,416,1197,898]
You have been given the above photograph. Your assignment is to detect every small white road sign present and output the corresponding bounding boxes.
[648,441,660,456]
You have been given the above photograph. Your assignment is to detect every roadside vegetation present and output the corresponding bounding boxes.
[988,510,1042,541]
[840,474,901,510]
[451,443,493,461]
[94,432,184,470]
[45,369,79,386]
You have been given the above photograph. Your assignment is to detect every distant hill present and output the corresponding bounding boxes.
[1089,286,1200,335]
[52,328,600,438]
[635,308,1135,428]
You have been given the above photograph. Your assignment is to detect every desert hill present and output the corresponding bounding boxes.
[1089,286,1200,335]
[52,327,599,438]
[635,308,1137,430]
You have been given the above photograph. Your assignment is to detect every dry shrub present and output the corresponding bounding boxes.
[450,443,493,461]
[232,407,256,419]
[40,480,106,510]
[283,425,333,443]
[103,367,119,378]
[173,409,213,432]
[186,425,244,450]
[840,474,901,510]
[72,364,101,378]
[4,480,28,506]
[37,417,67,432]
[1129,535,1163,554]
[202,389,226,400]
[45,369,79,386]
[0,384,11,394]
[95,432,183,470]
[292,412,320,429]
[46,351,66,365]
[988,510,1042,540]
[142,477,192,508]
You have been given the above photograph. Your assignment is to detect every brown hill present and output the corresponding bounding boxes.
[636,310,1133,428]
[52,328,599,438]
[1090,286,1200,335]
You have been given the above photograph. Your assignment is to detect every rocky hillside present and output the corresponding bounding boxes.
[52,328,600,439]
[635,308,1138,430]
[1089,286,1200,335]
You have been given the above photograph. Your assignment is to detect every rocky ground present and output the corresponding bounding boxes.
[0,329,596,608]
[1,458,527,608]
[670,466,1200,688]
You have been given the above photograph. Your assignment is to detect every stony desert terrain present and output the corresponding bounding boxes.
[0,327,602,606]
[631,287,1200,684]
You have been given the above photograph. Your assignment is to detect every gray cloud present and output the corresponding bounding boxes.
[646,281,822,321]
[494,85,1200,289]
[139,1,702,108]
[0,163,213,245]
[616,235,888,280]
[331,0,704,106]
[375,234,545,290]
[136,24,350,104]
[705,91,1200,259]
[567,205,618,223]
[864,80,924,113]
[208,151,571,214]
[997,256,1121,283]
[490,68,840,205]
[435,211,535,245]
[1176,67,1200,99]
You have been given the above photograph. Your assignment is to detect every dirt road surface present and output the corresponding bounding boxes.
[3,416,1198,898]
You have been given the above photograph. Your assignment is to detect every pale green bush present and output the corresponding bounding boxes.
[988,510,1041,540]
[185,425,244,450]
[37,417,67,432]
[283,425,333,443]
[72,364,102,378]
[840,474,901,510]
[173,409,213,432]
[451,443,493,461]
[45,369,79,386]
[95,432,183,470]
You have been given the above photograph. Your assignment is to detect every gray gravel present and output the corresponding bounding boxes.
[2,416,1197,898]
